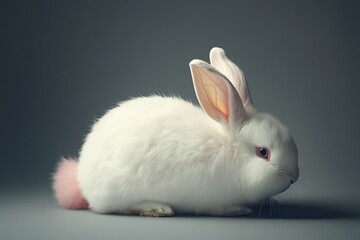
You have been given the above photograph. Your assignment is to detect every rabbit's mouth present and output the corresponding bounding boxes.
[276,169,297,186]
[270,170,297,196]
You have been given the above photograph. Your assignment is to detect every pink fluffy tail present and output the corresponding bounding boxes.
[52,157,89,210]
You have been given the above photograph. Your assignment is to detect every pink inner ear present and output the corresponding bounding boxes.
[201,77,230,121]
[191,63,231,123]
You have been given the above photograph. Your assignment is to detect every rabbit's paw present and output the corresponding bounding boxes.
[135,201,175,217]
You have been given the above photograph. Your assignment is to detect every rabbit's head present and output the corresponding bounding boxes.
[190,48,299,202]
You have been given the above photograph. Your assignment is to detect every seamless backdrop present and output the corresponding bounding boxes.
[1,1,360,240]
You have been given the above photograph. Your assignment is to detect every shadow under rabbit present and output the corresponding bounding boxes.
[173,201,360,220]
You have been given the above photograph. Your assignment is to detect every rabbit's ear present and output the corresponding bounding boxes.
[190,59,248,129]
[210,47,255,113]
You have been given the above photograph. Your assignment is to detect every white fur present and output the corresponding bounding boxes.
[77,48,299,215]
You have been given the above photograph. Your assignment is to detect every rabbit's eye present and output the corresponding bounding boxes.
[256,147,270,161]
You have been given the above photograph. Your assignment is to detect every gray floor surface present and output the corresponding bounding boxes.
[1,189,359,240]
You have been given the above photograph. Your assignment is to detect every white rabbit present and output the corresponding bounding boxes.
[53,47,299,217]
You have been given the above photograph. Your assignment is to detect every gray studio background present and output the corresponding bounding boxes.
[1,1,360,240]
